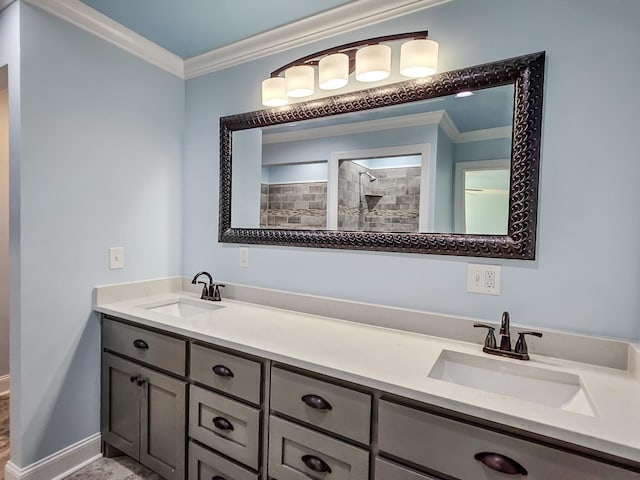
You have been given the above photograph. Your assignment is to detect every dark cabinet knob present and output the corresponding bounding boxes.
[212,416,234,431]
[136,378,147,387]
[301,454,332,473]
[301,394,333,411]
[129,375,138,383]
[212,365,234,378]
[475,452,527,476]
[133,339,149,350]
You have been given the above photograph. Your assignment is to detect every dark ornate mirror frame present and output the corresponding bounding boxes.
[219,51,545,259]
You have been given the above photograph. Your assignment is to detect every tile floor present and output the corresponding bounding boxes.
[63,456,163,479]
[0,394,8,480]
[0,397,161,480]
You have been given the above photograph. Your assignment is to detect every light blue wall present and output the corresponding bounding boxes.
[262,125,436,166]
[183,0,640,341]
[434,126,454,232]
[264,163,328,184]
[454,137,511,163]
[14,3,184,467]
[0,0,22,464]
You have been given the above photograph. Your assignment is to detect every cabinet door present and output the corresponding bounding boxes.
[101,353,141,460]
[139,366,187,480]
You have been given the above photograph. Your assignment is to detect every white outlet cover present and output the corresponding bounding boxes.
[109,247,125,270]
[467,264,501,295]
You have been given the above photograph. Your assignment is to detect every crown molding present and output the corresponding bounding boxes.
[23,0,184,78]
[456,126,512,143]
[21,0,452,80]
[262,108,510,145]
[0,0,16,13]
[184,0,453,79]
[263,110,447,144]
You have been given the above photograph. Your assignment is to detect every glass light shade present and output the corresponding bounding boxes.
[285,65,315,98]
[261,77,288,107]
[319,53,349,90]
[355,44,391,82]
[400,39,439,77]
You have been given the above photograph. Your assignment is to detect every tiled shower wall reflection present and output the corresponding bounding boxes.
[260,182,327,229]
[338,161,420,232]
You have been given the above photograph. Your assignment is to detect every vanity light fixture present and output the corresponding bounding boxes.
[261,31,439,106]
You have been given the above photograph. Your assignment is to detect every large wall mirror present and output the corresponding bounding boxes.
[220,52,544,259]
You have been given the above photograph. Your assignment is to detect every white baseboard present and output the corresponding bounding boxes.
[0,374,8,396]
[4,433,101,480]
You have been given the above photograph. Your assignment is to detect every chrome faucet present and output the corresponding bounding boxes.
[191,271,225,301]
[474,311,542,361]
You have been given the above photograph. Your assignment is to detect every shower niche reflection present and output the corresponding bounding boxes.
[337,155,422,233]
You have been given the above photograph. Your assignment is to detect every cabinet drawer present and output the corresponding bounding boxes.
[103,318,186,376]
[378,400,638,480]
[375,458,437,480]
[268,416,369,480]
[188,385,261,470]
[188,441,258,480]
[270,367,370,444]
[191,344,262,404]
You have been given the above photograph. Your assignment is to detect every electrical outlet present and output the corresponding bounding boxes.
[467,264,501,295]
[239,247,249,268]
[109,247,125,270]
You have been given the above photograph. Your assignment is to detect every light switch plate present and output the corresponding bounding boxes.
[109,247,125,270]
[239,247,249,268]
[467,264,501,295]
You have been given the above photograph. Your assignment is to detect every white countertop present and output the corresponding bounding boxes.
[95,291,640,464]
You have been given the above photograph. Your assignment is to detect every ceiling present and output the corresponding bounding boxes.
[78,0,356,58]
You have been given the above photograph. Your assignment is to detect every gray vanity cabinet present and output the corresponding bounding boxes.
[378,400,638,480]
[101,318,187,480]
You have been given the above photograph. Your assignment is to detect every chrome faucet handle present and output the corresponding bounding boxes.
[473,323,497,349]
[514,331,543,356]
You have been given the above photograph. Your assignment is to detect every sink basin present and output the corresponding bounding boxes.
[142,298,222,317]
[428,350,596,416]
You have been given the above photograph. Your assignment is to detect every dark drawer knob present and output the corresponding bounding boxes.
[136,378,147,387]
[301,454,332,474]
[133,339,149,350]
[301,394,333,411]
[212,365,234,378]
[129,375,139,383]
[212,416,234,431]
[475,452,528,476]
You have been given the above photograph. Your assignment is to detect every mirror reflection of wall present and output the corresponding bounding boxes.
[338,156,422,233]
[455,160,510,234]
[230,83,515,235]
[260,162,328,230]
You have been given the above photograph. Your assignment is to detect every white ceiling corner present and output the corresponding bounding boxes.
[21,0,452,80]
[23,0,184,78]
[0,0,17,13]
[184,0,453,79]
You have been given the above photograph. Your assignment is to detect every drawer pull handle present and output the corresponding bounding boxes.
[301,394,333,411]
[212,416,234,431]
[212,477,225,480]
[474,452,528,476]
[301,454,332,474]
[212,365,234,378]
[133,339,149,350]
